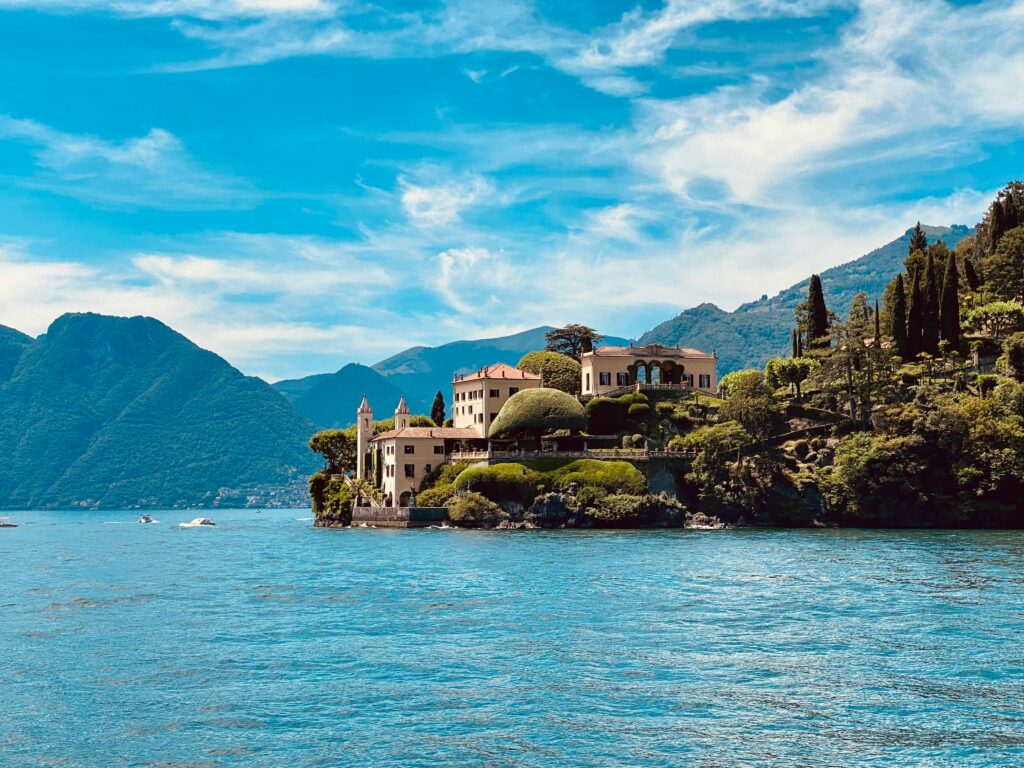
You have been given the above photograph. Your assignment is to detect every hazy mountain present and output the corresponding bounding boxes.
[0,323,32,383]
[0,313,317,509]
[276,363,404,429]
[641,224,973,375]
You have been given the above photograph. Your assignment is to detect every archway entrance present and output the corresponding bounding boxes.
[399,490,412,507]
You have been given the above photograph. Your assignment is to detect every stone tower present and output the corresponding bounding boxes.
[356,395,373,480]
[394,396,410,430]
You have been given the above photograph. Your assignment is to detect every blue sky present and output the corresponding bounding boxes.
[1,0,1022,381]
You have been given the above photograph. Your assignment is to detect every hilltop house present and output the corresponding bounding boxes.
[451,363,542,436]
[580,344,718,397]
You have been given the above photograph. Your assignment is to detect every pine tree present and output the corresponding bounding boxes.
[940,252,961,348]
[891,274,908,361]
[909,221,928,254]
[874,298,881,343]
[807,274,830,346]
[907,270,924,360]
[430,391,446,427]
[921,253,940,355]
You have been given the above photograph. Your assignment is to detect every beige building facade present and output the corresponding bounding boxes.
[451,363,542,437]
[580,344,718,397]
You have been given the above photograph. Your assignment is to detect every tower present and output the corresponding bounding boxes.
[356,395,373,480]
[394,396,410,431]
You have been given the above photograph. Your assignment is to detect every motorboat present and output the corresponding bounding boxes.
[0,516,16,528]
[179,517,216,527]
[138,514,156,524]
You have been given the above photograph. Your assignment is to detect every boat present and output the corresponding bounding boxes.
[138,514,156,524]
[179,517,216,527]
[0,516,16,528]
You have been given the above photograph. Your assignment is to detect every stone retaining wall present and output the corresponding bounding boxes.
[350,506,449,528]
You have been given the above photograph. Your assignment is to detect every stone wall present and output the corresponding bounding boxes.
[349,506,449,529]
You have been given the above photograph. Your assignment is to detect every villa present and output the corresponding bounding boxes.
[580,343,718,397]
[354,342,717,506]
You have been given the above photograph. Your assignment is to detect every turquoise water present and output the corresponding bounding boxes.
[2,510,1023,767]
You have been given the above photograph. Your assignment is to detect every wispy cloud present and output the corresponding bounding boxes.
[399,175,491,228]
[0,116,257,209]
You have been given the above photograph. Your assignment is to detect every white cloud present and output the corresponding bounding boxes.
[0,116,256,209]
[399,175,490,227]
[0,0,331,18]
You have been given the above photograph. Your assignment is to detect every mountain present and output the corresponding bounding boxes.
[641,224,973,375]
[276,363,404,429]
[0,313,317,509]
[0,323,32,383]
[275,326,632,427]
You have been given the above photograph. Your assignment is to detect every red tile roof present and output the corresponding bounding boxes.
[585,344,715,360]
[452,362,542,383]
[371,427,481,442]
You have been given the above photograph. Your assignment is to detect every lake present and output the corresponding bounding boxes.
[2,509,1022,767]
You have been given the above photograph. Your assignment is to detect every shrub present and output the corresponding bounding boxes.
[586,397,628,434]
[452,463,545,504]
[627,403,650,420]
[417,485,455,507]
[489,388,587,446]
[447,492,503,526]
[719,369,764,399]
[621,433,645,448]
[550,459,646,495]
[573,485,607,511]
[591,493,686,528]
[655,401,675,418]
[810,437,826,451]
[517,351,582,394]
[793,439,810,458]
[998,332,1024,382]
[978,374,999,396]
[619,393,649,406]
[667,435,688,452]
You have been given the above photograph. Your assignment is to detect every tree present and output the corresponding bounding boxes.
[308,428,358,473]
[965,301,1024,342]
[544,324,604,360]
[517,350,582,394]
[998,333,1024,382]
[874,299,881,343]
[430,391,446,428]
[488,387,588,448]
[982,226,1024,301]
[964,258,981,292]
[922,253,940,355]
[890,274,908,361]
[940,251,961,348]
[909,221,928,254]
[719,369,765,399]
[907,270,924,359]
[804,274,830,347]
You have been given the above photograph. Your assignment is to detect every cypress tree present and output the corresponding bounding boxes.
[909,221,928,254]
[964,258,981,291]
[891,274,908,361]
[907,271,923,359]
[940,252,961,348]
[791,329,799,358]
[874,298,881,343]
[430,391,446,427]
[921,253,940,355]
[807,274,829,347]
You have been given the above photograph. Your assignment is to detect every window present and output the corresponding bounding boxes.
[585,373,590,391]
[509,387,519,396]
[424,464,431,474]
[685,374,694,387]
[489,389,499,398]
[477,413,484,423]
[433,445,444,455]
[404,445,415,454]
[404,464,415,477]
[599,372,611,386]
[617,372,630,386]
[469,405,474,414]
[699,374,711,389]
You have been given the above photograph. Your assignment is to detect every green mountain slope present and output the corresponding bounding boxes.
[0,313,317,509]
[277,363,404,429]
[640,224,973,374]
[0,323,32,383]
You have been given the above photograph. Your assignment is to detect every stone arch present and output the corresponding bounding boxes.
[649,362,663,383]
[399,490,412,507]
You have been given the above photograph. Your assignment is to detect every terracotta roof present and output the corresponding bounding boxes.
[452,362,542,383]
[371,427,481,442]
[584,344,716,360]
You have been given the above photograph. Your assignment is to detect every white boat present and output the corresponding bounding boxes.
[0,516,16,528]
[138,514,156,524]
[179,517,216,527]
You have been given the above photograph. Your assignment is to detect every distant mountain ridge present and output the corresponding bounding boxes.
[276,363,404,429]
[0,313,317,509]
[640,224,973,374]
[0,323,33,383]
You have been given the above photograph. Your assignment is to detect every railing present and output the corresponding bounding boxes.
[448,448,696,462]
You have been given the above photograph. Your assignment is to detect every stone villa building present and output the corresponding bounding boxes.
[580,343,718,397]
[451,363,542,436]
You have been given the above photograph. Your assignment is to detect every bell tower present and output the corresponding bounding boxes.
[356,395,373,480]
[394,396,411,430]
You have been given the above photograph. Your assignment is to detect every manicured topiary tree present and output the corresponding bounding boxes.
[488,387,587,448]
[517,350,582,394]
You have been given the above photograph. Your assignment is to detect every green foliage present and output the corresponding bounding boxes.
[309,471,354,524]
[909,221,928,255]
[922,253,940,356]
[765,357,818,398]
[622,433,645,448]
[655,401,675,418]
[982,226,1024,302]
[585,397,626,434]
[627,402,650,419]
[452,463,545,505]
[793,439,810,459]
[940,252,961,348]
[591,493,687,528]
[573,485,608,511]
[416,461,469,506]
[804,274,830,346]
[431,391,446,428]
[719,369,764,399]
[489,388,587,443]
[517,351,582,394]
[416,485,454,507]
[965,301,1024,342]
[679,422,751,489]
[889,273,908,360]
[906,269,924,358]
[549,459,646,495]
[309,427,358,473]
[998,333,1024,382]
[544,324,604,361]
[447,492,503,526]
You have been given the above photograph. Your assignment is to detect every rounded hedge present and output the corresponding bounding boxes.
[549,459,646,495]
[489,387,587,439]
[517,351,581,394]
[627,403,650,419]
[452,462,546,504]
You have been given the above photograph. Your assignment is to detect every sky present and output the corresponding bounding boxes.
[0,0,1022,381]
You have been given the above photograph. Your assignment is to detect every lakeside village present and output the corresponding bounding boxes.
[310,183,1024,530]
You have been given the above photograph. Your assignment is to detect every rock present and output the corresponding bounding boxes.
[524,493,571,528]
[685,511,727,529]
